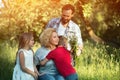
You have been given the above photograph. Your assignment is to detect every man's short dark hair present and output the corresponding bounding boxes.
[62,4,75,14]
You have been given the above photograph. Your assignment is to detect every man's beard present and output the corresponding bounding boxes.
[61,18,70,24]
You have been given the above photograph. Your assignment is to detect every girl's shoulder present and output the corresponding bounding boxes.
[18,49,24,54]
[18,49,33,55]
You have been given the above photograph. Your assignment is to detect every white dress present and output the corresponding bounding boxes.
[12,49,35,80]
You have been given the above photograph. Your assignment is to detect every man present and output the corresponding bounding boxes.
[46,4,83,65]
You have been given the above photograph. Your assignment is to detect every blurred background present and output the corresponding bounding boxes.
[0,0,120,80]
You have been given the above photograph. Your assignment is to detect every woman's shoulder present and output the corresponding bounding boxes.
[36,46,46,52]
[35,46,49,54]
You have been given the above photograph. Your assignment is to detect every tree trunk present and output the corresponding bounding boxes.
[84,19,104,43]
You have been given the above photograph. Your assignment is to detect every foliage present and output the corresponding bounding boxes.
[0,0,120,47]
[0,0,78,42]
[83,0,120,46]
[101,0,120,46]
[72,0,120,46]
[69,35,78,58]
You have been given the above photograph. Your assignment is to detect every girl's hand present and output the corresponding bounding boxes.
[35,70,40,75]
[34,67,40,76]
[34,73,38,80]
[34,66,40,75]
[32,72,38,80]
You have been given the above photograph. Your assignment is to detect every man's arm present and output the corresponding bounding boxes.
[75,25,83,56]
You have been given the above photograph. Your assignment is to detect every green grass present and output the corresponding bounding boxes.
[0,40,119,80]
[0,41,17,80]
[75,41,120,80]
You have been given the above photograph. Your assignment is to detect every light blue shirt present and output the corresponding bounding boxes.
[34,46,58,75]
[46,18,83,50]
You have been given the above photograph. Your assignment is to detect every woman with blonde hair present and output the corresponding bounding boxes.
[34,28,64,80]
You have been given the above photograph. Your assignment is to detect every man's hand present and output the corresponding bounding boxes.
[76,45,83,56]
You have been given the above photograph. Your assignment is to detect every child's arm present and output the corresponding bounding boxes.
[34,65,40,76]
[40,58,49,66]
[19,51,37,78]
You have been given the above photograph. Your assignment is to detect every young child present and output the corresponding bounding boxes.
[40,36,78,80]
[12,32,39,80]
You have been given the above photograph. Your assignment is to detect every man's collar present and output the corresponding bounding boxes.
[68,20,72,28]
[57,17,72,28]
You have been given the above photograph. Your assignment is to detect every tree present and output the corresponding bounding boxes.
[75,0,104,43]
[74,0,120,47]
[0,0,120,47]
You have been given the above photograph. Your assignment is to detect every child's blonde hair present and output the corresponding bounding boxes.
[58,36,68,47]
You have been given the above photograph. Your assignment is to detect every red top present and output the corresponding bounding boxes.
[46,47,76,77]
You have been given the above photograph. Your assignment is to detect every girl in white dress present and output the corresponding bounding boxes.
[12,32,39,80]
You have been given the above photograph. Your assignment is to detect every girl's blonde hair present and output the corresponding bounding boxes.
[39,28,56,47]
